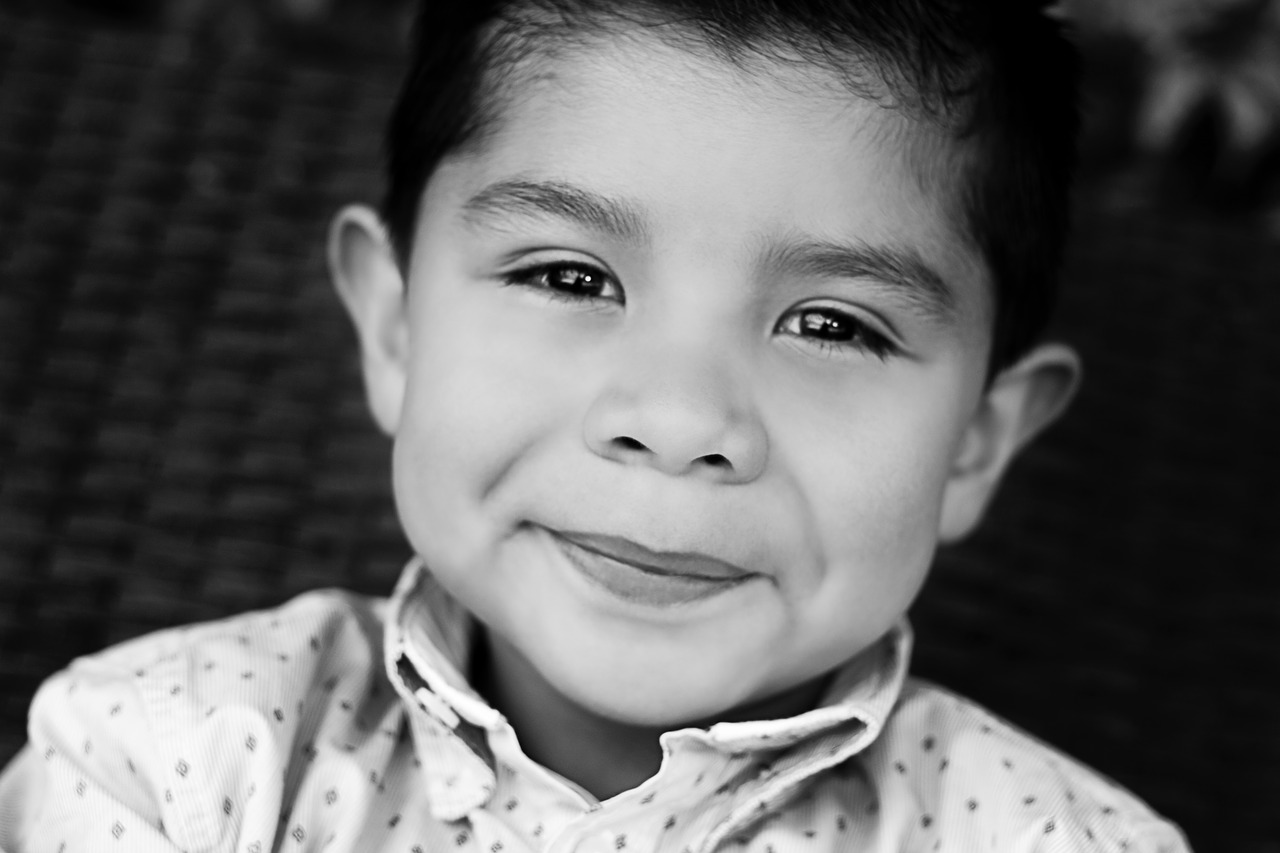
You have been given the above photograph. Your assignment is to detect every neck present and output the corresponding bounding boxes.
[473,630,663,800]
[471,628,828,801]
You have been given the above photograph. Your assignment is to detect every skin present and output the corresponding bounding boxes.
[330,31,1080,801]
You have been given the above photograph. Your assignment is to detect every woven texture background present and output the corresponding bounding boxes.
[0,5,1277,852]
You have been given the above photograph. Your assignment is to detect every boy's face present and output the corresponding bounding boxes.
[337,33,1063,727]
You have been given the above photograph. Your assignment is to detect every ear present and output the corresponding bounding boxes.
[327,204,410,436]
[938,343,1082,542]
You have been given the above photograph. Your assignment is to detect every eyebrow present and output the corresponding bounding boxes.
[460,178,649,244]
[460,178,957,324]
[762,238,958,325]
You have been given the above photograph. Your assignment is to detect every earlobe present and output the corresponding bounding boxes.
[327,205,410,436]
[938,343,1082,542]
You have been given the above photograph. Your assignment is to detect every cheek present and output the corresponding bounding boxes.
[775,423,951,679]
[389,313,515,558]
[780,377,967,593]
[399,292,544,463]
[804,462,942,638]
[390,290,591,560]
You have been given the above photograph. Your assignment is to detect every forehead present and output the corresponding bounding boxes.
[432,27,991,335]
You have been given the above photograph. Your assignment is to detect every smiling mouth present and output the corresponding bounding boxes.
[545,528,757,607]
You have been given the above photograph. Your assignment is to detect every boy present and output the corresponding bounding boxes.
[0,1,1192,851]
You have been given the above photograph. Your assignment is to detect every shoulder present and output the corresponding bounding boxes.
[10,588,391,852]
[28,585,390,747]
[29,588,390,738]
[68,587,388,679]
[854,678,1191,852]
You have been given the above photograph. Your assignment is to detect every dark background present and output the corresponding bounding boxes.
[1,4,1277,852]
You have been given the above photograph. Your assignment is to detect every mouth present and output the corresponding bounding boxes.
[543,528,758,607]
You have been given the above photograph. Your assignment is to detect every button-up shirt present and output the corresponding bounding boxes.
[0,559,1190,853]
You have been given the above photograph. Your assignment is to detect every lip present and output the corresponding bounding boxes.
[557,531,753,580]
[544,528,757,607]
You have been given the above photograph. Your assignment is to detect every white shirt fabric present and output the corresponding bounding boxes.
[0,558,1191,853]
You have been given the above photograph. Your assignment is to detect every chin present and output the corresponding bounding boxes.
[583,691,731,730]
[553,656,760,729]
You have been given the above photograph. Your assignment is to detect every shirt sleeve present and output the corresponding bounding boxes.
[0,745,37,851]
[0,591,386,853]
[1130,820,1195,853]
[0,665,183,853]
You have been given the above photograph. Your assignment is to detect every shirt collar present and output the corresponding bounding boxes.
[384,557,911,822]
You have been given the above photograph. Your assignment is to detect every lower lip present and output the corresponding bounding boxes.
[547,531,754,608]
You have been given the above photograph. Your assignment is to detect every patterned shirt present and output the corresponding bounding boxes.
[0,559,1190,853]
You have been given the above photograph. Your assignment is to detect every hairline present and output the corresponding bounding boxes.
[422,7,987,253]
[388,1,1060,378]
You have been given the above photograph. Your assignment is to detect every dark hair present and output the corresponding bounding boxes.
[381,0,1079,374]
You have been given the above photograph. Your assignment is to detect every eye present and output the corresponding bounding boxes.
[502,261,624,305]
[775,304,898,360]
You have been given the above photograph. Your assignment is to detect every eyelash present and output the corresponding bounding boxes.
[502,261,625,306]
[775,307,899,361]
[502,261,898,360]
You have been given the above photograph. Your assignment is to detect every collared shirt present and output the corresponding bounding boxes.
[0,559,1190,853]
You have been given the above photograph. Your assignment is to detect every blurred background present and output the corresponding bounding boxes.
[0,2,1277,851]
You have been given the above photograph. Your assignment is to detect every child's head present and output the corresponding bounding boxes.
[382,0,1081,376]
[329,0,1081,732]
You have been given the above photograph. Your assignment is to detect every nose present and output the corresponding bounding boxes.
[582,345,767,483]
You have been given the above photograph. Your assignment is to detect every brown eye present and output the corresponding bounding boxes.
[505,262,624,304]
[776,305,897,360]
[799,309,855,341]
[547,265,606,296]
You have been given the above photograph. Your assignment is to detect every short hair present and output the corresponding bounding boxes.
[381,0,1079,374]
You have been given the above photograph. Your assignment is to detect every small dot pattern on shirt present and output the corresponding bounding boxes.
[0,561,1191,853]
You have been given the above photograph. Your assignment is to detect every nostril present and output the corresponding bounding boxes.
[614,436,647,452]
[697,453,731,469]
